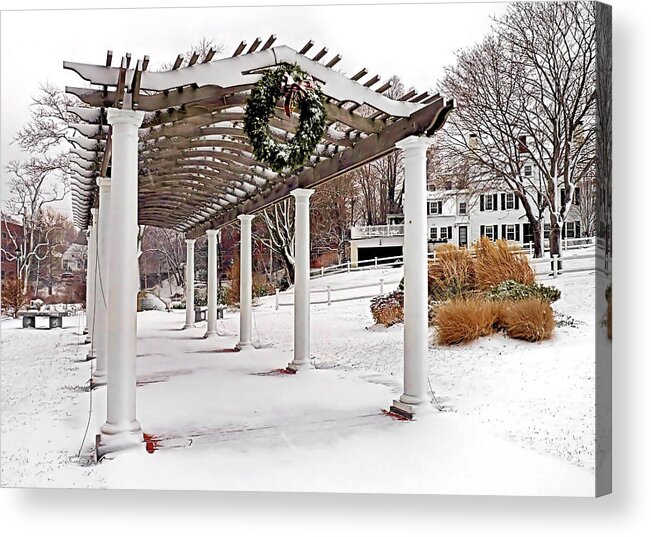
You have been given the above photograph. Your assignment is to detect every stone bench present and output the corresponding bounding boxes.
[194,305,226,322]
[21,311,65,329]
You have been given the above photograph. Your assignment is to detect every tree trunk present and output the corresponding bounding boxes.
[549,223,563,270]
[532,220,543,258]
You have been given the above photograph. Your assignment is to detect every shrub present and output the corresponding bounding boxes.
[428,244,476,300]
[499,299,555,342]
[433,298,500,345]
[370,290,404,327]
[253,272,275,298]
[1,276,29,317]
[485,280,561,304]
[474,237,535,290]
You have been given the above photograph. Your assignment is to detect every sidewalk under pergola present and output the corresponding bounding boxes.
[65,36,455,457]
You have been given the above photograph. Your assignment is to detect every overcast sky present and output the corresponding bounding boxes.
[0,1,507,217]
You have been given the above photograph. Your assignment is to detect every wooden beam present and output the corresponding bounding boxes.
[185,97,454,237]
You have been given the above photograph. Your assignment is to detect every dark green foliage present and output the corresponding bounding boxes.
[243,63,326,172]
[484,280,561,304]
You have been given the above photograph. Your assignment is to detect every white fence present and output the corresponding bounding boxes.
[350,224,405,239]
[276,236,601,308]
[312,236,598,280]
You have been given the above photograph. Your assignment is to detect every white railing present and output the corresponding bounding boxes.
[350,224,405,239]
[311,236,597,280]
[275,277,401,308]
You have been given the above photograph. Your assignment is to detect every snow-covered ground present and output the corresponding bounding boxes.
[1,267,596,495]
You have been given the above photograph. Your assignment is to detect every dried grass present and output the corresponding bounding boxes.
[428,244,476,300]
[474,237,535,290]
[433,298,500,345]
[499,299,555,342]
[370,290,404,327]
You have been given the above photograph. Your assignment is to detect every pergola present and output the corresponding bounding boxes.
[66,36,455,457]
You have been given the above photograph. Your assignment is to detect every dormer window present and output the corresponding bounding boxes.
[459,201,467,215]
[428,201,443,215]
[524,164,532,177]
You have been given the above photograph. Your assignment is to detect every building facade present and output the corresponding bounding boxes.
[350,186,585,266]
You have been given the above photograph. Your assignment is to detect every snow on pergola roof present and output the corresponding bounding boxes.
[65,36,455,236]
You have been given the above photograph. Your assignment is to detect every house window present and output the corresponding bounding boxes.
[565,221,581,239]
[439,227,449,240]
[459,201,467,215]
[505,224,516,241]
[430,227,438,240]
[544,223,551,239]
[428,201,442,215]
[523,165,533,177]
[484,195,494,211]
[504,193,515,210]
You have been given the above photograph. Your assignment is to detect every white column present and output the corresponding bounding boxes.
[288,189,314,371]
[392,136,434,416]
[85,215,98,347]
[91,177,111,387]
[183,238,196,329]
[83,228,92,335]
[98,108,145,456]
[204,229,219,338]
[236,214,255,349]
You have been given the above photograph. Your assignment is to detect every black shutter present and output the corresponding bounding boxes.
[437,201,442,214]
[515,224,521,241]
[574,187,581,204]
[493,194,498,211]
[493,225,498,239]
[480,225,485,236]
[576,221,581,237]
[515,195,520,210]
[448,226,452,241]
[501,193,506,211]
[480,195,484,211]
[501,224,507,240]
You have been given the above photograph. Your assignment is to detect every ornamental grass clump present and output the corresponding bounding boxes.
[485,280,561,304]
[474,237,535,290]
[433,298,500,345]
[499,299,555,342]
[370,290,404,327]
[428,244,476,301]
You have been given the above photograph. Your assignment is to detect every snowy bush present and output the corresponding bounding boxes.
[499,299,555,342]
[432,298,500,345]
[428,244,476,300]
[370,290,404,326]
[474,238,535,290]
[485,280,561,304]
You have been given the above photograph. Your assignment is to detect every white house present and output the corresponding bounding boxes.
[350,185,585,266]
[61,243,87,272]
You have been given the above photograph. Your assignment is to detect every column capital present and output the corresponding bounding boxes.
[107,108,145,128]
[291,188,315,200]
[395,135,435,152]
[237,214,255,224]
[96,176,111,190]
[206,229,219,237]
[90,207,99,220]
[185,238,196,245]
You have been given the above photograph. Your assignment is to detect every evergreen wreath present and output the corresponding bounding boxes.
[243,63,326,173]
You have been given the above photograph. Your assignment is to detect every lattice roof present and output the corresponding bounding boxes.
[65,36,455,237]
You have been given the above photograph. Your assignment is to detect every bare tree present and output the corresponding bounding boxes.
[439,2,596,257]
[256,200,296,284]
[139,226,187,290]
[2,156,69,292]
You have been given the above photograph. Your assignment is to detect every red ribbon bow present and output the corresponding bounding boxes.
[282,72,315,117]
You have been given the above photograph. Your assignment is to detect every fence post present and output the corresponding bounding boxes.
[552,255,558,278]
[327,286,332,305]
[321,266,324,277]
[374,256,378,268]
[275,289,280,310]
[380,278,385,295]
[529,242,533,256]
[347,261,350,272]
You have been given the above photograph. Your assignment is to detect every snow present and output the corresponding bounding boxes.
[1,269,596,496]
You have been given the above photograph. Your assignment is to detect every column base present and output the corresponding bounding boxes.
[84,335,92,344]
[287,360,315,372]
[203,330,218,339]
[83,327,89,335]
[390,398,434,419]
[182,323,194,330]
[97,421,143,460]
[86,350,97,361]
[90,375,107,389]
[236,341,254,350]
